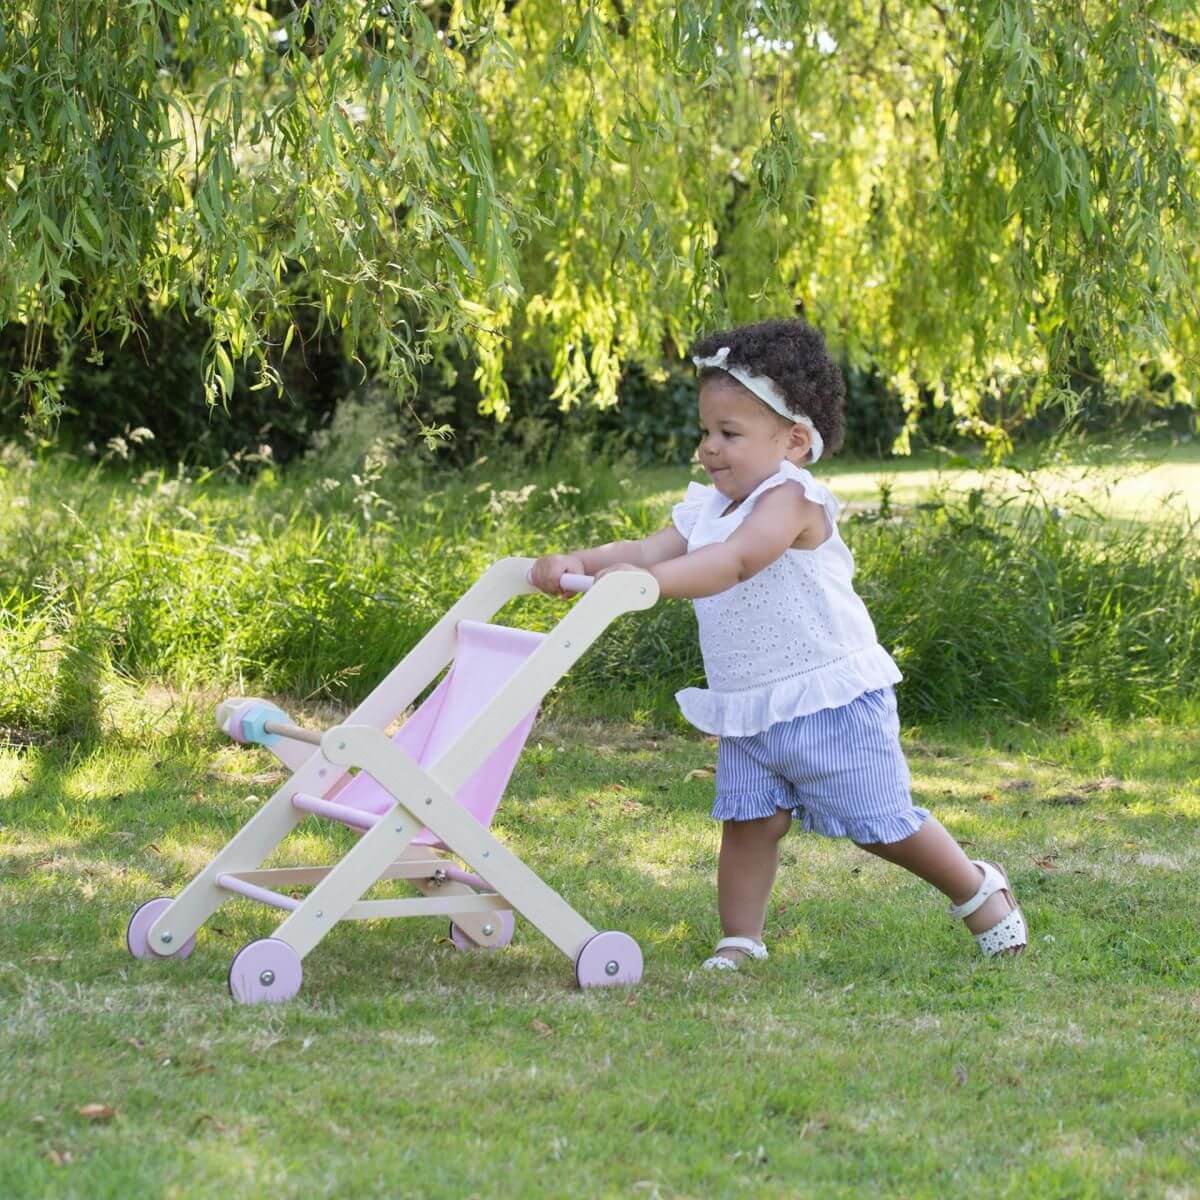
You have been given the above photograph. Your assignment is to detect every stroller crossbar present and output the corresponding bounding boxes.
[223,859,451,889]
[216,873,509,923]
[263,719,323,746]
[217,873,302,912]
[291,790,380,830]
[126,558,659,1003]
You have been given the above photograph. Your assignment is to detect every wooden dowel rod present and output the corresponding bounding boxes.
[263,719,323,746]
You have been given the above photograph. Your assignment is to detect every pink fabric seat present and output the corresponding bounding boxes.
[334,620,545,845]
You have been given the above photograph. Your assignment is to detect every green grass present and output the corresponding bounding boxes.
[2,438,1198,732]
[2,698,1198,1198]
[2,438,1196,1192]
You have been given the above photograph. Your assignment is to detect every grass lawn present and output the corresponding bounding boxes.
[2,696,1197,1198]
[2,438,1196,1195]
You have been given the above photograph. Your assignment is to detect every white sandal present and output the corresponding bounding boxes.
[948,860,1028,956]
[702,936,769,971]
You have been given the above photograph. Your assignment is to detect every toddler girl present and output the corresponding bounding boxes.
[531,318,1026,969]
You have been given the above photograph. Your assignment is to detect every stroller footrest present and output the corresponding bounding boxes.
[218,873,302,912]
[292,792,382,831]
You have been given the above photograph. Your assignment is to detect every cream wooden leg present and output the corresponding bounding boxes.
[145,754,344,956]
[322,726,597,960]
[270,798,422,959]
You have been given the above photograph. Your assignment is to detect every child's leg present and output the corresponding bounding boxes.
[714,808,792,963]
[854,815,1019,949]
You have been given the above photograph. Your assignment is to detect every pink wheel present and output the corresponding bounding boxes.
[575,931,643,988]
[228,938,302,1005]
[126,897,195,961]
[449,909,515,952]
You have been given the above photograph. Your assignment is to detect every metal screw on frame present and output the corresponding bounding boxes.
[482,923,495,937]
[605,960,619,976]
[259,969,275,987]
[160,932,173,944]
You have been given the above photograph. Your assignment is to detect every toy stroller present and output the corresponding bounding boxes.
[125,558,657,1003]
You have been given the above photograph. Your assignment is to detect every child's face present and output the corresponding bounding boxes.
[697,378,810,501]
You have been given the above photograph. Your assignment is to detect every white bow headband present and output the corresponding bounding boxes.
[692,345,824,464]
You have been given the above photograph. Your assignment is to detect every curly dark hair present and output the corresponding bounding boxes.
[689,318,846,456]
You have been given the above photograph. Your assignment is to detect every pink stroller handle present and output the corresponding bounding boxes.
[526,568,594,594]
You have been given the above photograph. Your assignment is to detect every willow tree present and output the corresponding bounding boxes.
[2,1,1197,443]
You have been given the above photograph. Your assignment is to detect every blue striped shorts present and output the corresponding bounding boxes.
[713,688,929,844]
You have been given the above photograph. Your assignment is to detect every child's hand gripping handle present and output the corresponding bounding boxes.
[526,567,594,595]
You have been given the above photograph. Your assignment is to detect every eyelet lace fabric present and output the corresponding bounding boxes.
[672,461,901,736]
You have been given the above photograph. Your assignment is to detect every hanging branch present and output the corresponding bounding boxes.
[0,0,1196,439]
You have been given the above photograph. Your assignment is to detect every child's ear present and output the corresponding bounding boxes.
[784,422,813,465]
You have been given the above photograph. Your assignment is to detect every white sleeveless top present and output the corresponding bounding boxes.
[672,460,901,736]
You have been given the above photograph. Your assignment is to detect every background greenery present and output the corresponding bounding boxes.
[10,308,1196,471]
[2,434,1196,741]
[3,1,1198,446]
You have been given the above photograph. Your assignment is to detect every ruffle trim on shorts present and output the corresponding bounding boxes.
[711,785,798,823]
[799,805,930,844]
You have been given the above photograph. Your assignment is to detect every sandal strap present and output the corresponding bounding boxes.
[947,860,1006,921]
[975,906,1028,956]
[702,955,740,971]
[713,936,768,960]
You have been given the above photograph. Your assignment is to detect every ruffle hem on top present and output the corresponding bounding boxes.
[676,642,902,737]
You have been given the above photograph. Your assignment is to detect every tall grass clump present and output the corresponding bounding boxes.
[1,442,1196,733]
[853,487,1200,720]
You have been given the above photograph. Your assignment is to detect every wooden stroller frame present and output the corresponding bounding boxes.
[126,558,658,1002]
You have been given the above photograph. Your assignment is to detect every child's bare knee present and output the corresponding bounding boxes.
[765,809,792,841]
[724,809,791,845]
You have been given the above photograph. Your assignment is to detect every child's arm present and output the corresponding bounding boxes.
[530,526,687,595]
[639,482,827,600]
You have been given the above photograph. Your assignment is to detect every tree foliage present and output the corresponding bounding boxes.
[2,1,1197,443]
